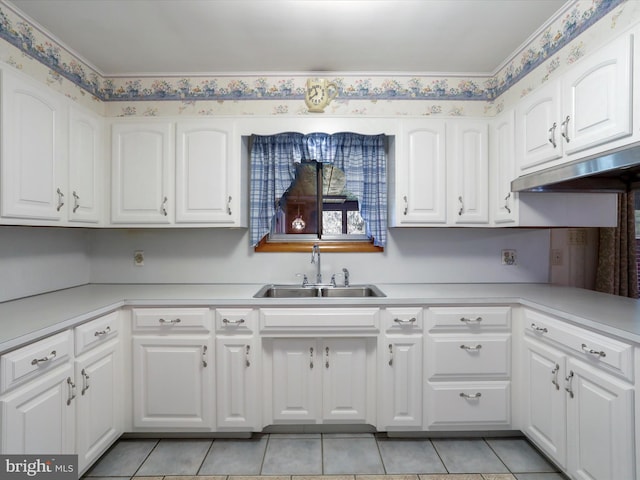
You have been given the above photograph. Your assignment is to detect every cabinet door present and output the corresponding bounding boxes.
[176,121,237,224]
[271,338,319,422]
[0,364,75,454]
[132,336,212,429]
[516,81,563,173]
[322,338,372,423]
[562,34,633,156]
[566,358,635,480]
[68,105,102,224]
[490,110,517,225]
[111,122,173,224]
[1,69,67,221]
[75,340,121,473]
[379,336,422,429]
[523,338,567,468]
[449,120,489,224]
[216,336,259,430]
[395,120,446,225]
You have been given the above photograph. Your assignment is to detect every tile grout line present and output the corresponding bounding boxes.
[195,437,216,476]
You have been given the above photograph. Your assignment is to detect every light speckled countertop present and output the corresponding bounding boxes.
[1,283,640,352]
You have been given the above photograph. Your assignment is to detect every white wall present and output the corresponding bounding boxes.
[88,227,551,285]
[0,226,91,302]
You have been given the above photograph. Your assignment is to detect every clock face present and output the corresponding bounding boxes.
[308,85,325,104]
[305,79,336,112]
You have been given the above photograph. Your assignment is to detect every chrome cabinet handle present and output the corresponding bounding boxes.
[72,191,80,213]
[223,318,245,325]
[81,368,90,395]
[459,392,482,399]
[56,188,65,211]
[504,193,511,214]
[325,346,330,369]
[394,317,416,324]
[460,317,482,324]
[548,122,557,148]
[460,344,482,351]
[309,347,314,369]
[31,350,57,365]
[403,195,408,215]
[388,344,393,366]
[159,318,181,324]
[161,196,168,216]
[67,377,76,405]
[202,345,208,368]
[245,345,251,367]
[227,196,232,215]
[531,323,548,333]
[551,364,560,390]
[561,115,571,143]
[458,196,464,216]
[565,370,575,398]
[581,343,606,358]
[94,326,111,337]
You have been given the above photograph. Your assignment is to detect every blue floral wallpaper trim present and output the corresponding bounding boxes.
[0,0,625,102]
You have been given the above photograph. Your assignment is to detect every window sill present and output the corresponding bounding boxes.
[254,236,383,253]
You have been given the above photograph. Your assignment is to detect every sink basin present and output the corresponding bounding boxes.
[254,284,385,298]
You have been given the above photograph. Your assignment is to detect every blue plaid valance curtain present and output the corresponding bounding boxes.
[250,132,387,247]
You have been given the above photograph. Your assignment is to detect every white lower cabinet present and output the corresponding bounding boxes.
[215,308,260,431]
[132,336,213,429]
[265,337,375,425]
[378,307,423,430]
[523,309,635,480]
[0,363,75,454]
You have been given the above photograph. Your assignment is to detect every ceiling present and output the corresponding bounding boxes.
[6,0,568,77]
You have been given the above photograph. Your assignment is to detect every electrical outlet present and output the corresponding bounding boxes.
[551,249,563,266]
[501,249,516,265]
[134,250,144,266]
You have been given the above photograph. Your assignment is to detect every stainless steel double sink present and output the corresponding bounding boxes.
[254,284,386,298]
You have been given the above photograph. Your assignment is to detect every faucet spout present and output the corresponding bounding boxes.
[311,243,322,284]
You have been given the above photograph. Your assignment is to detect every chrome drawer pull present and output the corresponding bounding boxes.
[223,318,245,325]
[460,344,482,351]
[394,317,416,324]
[81,368,90,395]
[309,347,314,369]
[403,195,408,215]
[459,392,482,399]
[56,188,65,211]
[161,196,168,216]
[459,316,482,324]
[531,323,548,333]
[72,191,80,213]
[159,318,181,324]
[561,115,571,143]
[31,350,57,365]
[565,370,575,398]
[245,345,251,367]
[504,193,511,214]
[67,377,76,405]
[227,196,233,216]
[581,343,606,358]
[202,345,208,368]
[548,122,557,148]
[388,344,393,366]
[94,326,111,337]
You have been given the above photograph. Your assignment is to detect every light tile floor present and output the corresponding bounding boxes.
[82,434,568,480]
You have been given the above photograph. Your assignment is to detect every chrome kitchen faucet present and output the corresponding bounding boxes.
[311,243,322,284]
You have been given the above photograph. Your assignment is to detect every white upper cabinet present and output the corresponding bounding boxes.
[111,122,173,224]
[490,110,517,225]
[561,33,633,155]
[175,120,239,224]
[448,120,489,224]
[1,68,67,221]
[394,120,447,225]
[516,33,634,175]
[68,105,103,224]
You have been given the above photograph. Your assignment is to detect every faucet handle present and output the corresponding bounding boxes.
[342,268,350,287]
[295,273,309,286]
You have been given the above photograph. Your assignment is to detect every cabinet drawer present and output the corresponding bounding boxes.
[426,381,510,428]
[132,308,211,333]
[260,308,379,334]
[1,330,72,393]
[75,311,120,355]
[428,306,511,330]
[427,335,510,379]
[215,308,256,333]
[383,307,423,333]
[524,309,633,381]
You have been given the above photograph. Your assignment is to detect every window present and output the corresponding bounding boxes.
[250,132,387,252]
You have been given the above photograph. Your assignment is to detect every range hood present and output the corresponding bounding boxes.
[511,144,640,192]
